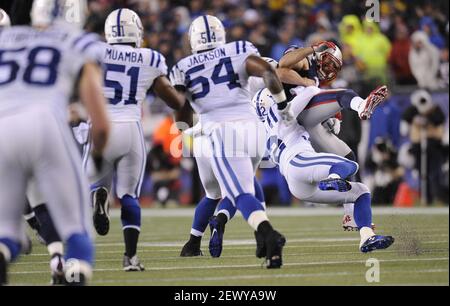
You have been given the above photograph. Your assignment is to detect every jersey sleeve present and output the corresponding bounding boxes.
[149,50,168,76]
[234,40,260,58]
[169,63,187,89]
[66,31,103,78]
[72,32,104,64]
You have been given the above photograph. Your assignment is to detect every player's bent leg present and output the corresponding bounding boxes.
[182,138,223,257]
[209,177,262,257]
[181,197,220,257]
[318,160,358,192]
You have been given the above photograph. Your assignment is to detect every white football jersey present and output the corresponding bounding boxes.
[260,100,314,176]
[101,44,167,121]
[171,40,260,124]
[0,26,99,117]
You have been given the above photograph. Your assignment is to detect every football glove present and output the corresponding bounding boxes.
[323,117,341,135]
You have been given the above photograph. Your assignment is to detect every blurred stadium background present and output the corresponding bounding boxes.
[1,0,448,208]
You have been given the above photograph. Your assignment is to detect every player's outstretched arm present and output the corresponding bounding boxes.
[278,47,314,69]
[276,67,317,87]
[79,62,110,156]
[153,76,185,111]
[278,41,332,69]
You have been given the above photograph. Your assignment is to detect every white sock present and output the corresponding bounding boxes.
[343,203,354,216]
[328,173,341,179]
[247,210,269,231]
[350,96,365,114]
[47,242,64,256]
[217,209,231,221]
[190,229,204,237]
[359,227,376,248]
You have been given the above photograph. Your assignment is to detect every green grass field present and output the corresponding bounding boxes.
[8,207,449,286]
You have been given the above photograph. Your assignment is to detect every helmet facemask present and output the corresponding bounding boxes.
[316,48,343,82]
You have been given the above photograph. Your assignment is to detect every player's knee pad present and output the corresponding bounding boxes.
[120,195,141,228]
[329,160,359,180]
[336,89,358,109]
[0,239,21,262]
[235,193,265,221]
[65,233,94,265]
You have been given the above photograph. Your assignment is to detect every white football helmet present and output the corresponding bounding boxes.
[0,9,11,27]
[31,0,87,29]
[252,88,275,122]
[189,15,226,53]
[105,9,143,48]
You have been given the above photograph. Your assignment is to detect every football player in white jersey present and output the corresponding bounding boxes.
[83,8,184,272]
[253,88,394,253]
[0,6,71,285]
[0,0,110,285]
[171,15,291,268]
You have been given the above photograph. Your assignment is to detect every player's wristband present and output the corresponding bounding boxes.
[272,91,287,104]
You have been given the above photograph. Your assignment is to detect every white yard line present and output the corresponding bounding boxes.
[10,257,448,275]
[108,207,449,218]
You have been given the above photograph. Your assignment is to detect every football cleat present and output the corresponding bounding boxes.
[0,252,6,286]
[209,216,225,258]
[359,85,389,120]
[92,187,110,236]
[50,254,65,285]
[180,240,203,257]
[319,178,351,192]
[123,255,145,272]
[264,230,286,269]
[360,235,395,253]
[342,215,376,231]
[254,231,266,258]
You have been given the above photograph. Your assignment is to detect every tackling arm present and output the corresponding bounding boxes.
[245,55,286,109]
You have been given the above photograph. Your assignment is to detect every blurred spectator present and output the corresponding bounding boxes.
[366,137,403,204]
[420,16,446,49]
[439,47,449,87]
[338,15,363,56]
[389,22,416,85]
[358,20,392,84]
[401,90,447,204]
[409,31,441,90]
[368,99,402,149]
[270,21,303,60]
